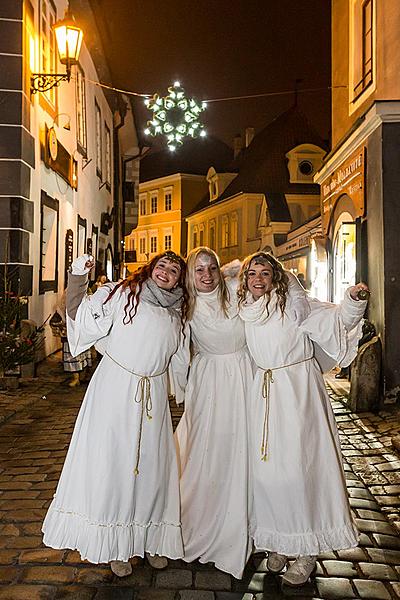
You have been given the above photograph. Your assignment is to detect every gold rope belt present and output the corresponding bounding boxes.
[105,351,167,476]
[260,355,314,462]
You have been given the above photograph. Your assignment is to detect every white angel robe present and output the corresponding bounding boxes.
[42,282,184,564]
[240,289,367,557]
[174,281,254,578]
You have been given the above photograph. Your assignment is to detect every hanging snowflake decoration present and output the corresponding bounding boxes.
[144,82,207,151]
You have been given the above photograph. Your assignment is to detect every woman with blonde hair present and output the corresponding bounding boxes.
[175,247,308,579]
[238,251,369,587]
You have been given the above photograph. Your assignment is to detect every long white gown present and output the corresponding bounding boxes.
[174,280,254,579]
[42,282,184,564]
[240,289,366,557]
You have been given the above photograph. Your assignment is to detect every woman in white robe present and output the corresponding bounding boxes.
[237,252,369,587]
[42,251,188,576]
[174,247,308,579]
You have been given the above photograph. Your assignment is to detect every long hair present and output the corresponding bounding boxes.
[104,251,188,327]
[237,252,289,317]
[185,247,229,320]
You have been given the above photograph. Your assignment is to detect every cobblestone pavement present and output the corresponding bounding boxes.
[0,356,399,599]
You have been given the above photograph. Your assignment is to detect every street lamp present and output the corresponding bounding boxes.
[31,11,83,94]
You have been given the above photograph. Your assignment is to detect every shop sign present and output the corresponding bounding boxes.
[320,147,365,233]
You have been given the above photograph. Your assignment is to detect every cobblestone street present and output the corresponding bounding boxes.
[0,355,399,599]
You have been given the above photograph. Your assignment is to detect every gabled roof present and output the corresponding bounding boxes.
[220,106,328,200]
[139,136,233,183]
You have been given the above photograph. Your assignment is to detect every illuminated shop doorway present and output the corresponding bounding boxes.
[333,219,356,303]
[310,238,328,301]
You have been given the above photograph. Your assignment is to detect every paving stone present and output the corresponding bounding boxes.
[375,495,400,506]
[353,579,391,599]
[195,571,232,591]
[315,576,356,598]
[348,488,375,500]
[371,533,400,549]
[0,549,19,564]
[19,548,65,563]
[390,582,400,597]
[358,562,397,580]
[134,591,176,600]
[55,586,97,599]
[76,567,114,585]
[349,498,380,510]
[356,509,387,521]
[322,560,357,578]
[359,533,373,546]
[0,585,57,599]
[355,519,397,535]
[365,547,400,565]
[0,565,18,583]
[93,589,134,600]
[21,565,76,583]
[336,547,368,561]
[155,568,192,589]
[111,565,152,587]
[179,592,215,600]
[3,535,43,549]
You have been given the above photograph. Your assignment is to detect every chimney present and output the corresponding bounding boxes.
[245,127,255,147]
[233,134,243,159]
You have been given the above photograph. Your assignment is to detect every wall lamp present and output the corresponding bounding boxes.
[31,10,83,94]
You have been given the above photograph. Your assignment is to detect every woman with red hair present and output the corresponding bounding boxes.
[43,252,188,576]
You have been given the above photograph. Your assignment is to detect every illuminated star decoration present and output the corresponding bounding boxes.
[144,81,207,151]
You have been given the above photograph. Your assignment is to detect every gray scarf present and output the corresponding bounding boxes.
[140,278,183,310]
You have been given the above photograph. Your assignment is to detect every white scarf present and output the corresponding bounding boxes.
[239,289,280,324]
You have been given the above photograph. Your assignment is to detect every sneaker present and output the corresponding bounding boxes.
[110,560,133,577]
[267,552,287,573]
[282,556,317,586]
[146,553,168,569]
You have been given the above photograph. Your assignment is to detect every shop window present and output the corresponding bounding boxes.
[334,221,356,303]
[39,191,59,293]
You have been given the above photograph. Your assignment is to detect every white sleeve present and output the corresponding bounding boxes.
[168,323,191,405]
[66,283,119,357]
[286,271,311,324]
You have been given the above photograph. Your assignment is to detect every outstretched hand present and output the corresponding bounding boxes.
[71,254,95,276]
[349,282,370,301]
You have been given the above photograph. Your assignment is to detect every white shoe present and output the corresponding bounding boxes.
[110,560,133,577]
[146,553,168,569]
[282,556,317,586]
[267,552,287,573]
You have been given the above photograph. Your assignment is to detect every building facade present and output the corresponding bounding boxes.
[314,0,400,402]
[0,0,138,355]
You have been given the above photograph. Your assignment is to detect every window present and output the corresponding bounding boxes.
[140,195,146,216]
[193,226,199,248]
[150,236,157,253]
[139,237,146,255]
[105,124,111,188]
[221,217,229,248]
[230,213,238,246]
[76,66,87,153]
[95,100,102,177]
[199,227,204,247]
[39,191,59,293]
[350,0,375,107]
[164,192,172,211]
[77,215,87,257]
[40,0,57,106]
[164,234,172,251]
[209,222,215,250]
[151,194,158,214]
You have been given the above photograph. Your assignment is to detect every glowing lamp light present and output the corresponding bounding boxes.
[31,10,83,94]
[144,82,207,150]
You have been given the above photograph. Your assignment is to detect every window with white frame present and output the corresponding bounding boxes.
[164,190,172,211]
[199,225,204,247]
[350,0,375,106]
[151,194,158,214]
[140,195,146,216]
[193,225,199,248]
[150,235,157,254]
[209,221,216,250]
[164,234,172,251]
[105,124,111,188]
[230,213,238,246]
[139,237,146,255]
[221,217,229,248]
[76,65,87,153]
[95,100,102,177]
[39,191,59,293]
[40,0,57,106]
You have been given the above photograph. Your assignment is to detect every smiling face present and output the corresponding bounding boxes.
[247,260,274,300]
[151,257,182,290]
[194,253,220,293]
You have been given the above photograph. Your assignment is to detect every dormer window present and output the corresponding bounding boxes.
[286,144,326,184]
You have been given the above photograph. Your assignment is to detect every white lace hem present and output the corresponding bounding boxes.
[251,522,359,556]
[42,505,184,564]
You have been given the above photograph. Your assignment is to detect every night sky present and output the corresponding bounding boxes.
[91,0,331,148]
